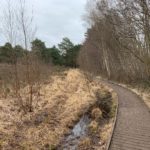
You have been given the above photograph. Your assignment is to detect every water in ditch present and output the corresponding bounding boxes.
[58,114,91,150]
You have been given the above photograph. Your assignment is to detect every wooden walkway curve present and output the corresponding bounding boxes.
[106,82,150,150]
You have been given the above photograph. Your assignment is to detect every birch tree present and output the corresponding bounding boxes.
[80,0,150,83]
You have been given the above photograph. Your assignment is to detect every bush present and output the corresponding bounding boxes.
[96,91,114,118]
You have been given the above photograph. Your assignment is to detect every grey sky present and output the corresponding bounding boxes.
[0,0,87,47]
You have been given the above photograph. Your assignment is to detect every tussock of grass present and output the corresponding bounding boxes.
[78,137,92,150]
[91,108,102,120]
[88,120,99,134]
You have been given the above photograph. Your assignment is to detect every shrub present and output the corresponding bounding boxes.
[96,91,114,118]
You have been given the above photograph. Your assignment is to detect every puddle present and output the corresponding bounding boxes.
[58,115,91,150]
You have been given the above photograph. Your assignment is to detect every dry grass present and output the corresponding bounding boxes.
[76,87,117,150]
[0,69,113,149]
[78,137,92,150]
[88,120,99,134]
[91,108,102,120]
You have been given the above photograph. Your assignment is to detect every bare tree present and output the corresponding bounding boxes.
[1,0,21,98]
[1,0,39,113]
[2,0,17,46]
[80,0,150,83]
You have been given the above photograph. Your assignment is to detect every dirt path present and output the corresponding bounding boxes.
[104,82,150,150]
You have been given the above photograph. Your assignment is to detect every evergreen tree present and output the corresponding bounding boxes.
[48,46,63,65]
[0,43,13,63]
[58,37,81,67]
[31,39,51,63]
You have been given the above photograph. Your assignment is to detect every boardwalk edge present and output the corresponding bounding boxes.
[105,84,119,150]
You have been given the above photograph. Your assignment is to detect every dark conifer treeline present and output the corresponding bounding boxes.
[0,37,81,68]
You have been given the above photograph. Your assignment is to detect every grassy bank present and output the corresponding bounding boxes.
[0,69,116,149]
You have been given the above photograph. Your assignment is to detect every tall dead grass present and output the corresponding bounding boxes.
[0,69,113,149]
[0,55,52,113]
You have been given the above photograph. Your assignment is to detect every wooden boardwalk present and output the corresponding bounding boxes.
[107,83,150,150]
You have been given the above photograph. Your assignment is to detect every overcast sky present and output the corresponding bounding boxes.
[0,0,87,47]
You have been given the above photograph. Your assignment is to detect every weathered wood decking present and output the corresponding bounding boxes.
[107,83,150,150]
